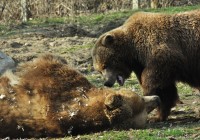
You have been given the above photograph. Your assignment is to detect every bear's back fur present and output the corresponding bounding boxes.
[0,54,158,138]
[0,55,100,137]
[124,10,200,85]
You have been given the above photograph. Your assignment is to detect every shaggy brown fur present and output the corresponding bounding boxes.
[0,54,160,138]
[92,10,200,121]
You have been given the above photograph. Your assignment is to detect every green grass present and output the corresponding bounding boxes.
[143,4,200,14]
[76,4,200,26]
[30,17,65,24]
[63,123,198,140]
[26,4,200,26]
[68,44,94,52]
[177,83,193,95]
[75,10,133,27]
[58,43,93,54]
[87,72,194,95]
[0,25,9,36]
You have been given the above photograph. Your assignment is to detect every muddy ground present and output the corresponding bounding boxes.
[0,23,200,138]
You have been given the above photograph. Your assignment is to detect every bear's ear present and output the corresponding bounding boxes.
[102,34,114,46]
[105,94,123,110]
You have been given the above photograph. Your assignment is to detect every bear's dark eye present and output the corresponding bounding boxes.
[98,70,102,74]
[102,66,106,70]
[102,65,108,70]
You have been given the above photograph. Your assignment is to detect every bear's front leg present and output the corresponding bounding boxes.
[141,65,179,121]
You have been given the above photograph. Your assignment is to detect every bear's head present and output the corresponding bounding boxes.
[104,89,160,128]
[92,29,133,87]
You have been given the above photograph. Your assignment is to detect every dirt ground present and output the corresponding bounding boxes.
[0,24,200,137]
[0,35,95,70]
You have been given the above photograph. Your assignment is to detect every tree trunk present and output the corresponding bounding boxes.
[0,1,6,20]
[162,0,175,7]
[132,0,140,9]
[146,0,151,8]
[151,0,160,9]
[21,0,27,22]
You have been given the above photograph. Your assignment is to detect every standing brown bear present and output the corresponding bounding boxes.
[92,10,200,121]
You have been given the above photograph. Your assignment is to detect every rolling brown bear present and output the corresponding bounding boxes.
[92,10,200,121]
[0,54,160,138]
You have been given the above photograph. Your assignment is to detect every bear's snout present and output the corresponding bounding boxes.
[104,81,114,87]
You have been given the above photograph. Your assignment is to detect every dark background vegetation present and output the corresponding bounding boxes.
[0,0,200,24]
